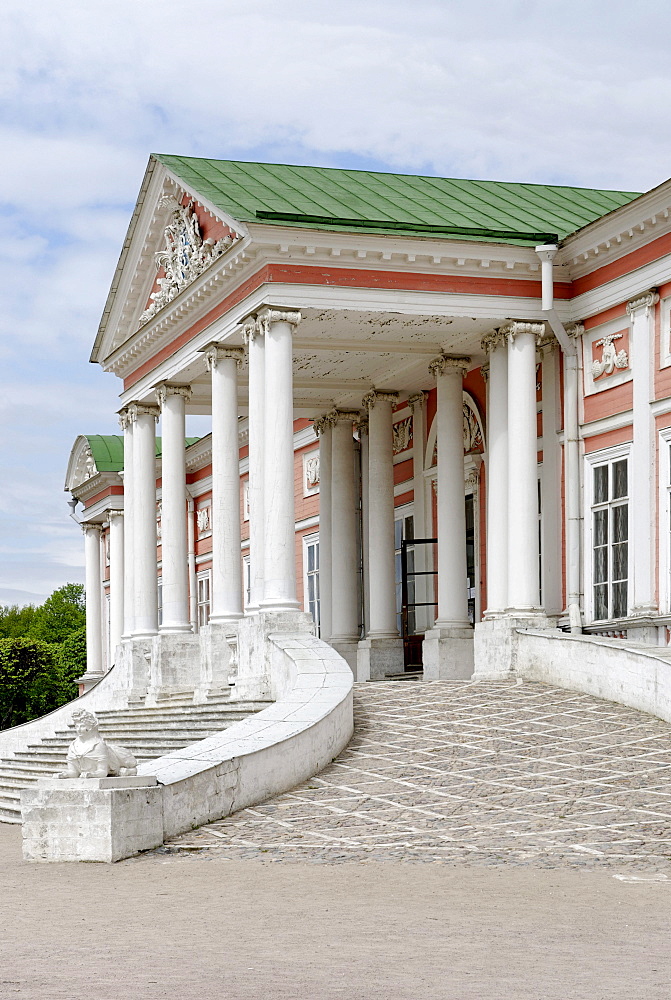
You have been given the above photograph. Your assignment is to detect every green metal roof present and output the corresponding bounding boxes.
[86,435,200,472]
[155,154,642,244]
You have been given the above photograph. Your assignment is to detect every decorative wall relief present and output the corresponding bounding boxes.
[138,198,237,328]
[463,400,484,453]
[303,452,320,496]
[392,416,413,455]
[156,502,162,540]
[591,332,629,380]
[196,506,211,534]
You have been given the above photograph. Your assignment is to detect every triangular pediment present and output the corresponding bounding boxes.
[91,157,247,366]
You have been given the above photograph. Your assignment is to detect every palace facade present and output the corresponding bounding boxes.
[65,155,671,688]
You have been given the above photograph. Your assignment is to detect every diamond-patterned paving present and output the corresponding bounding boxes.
[153,680,671,870]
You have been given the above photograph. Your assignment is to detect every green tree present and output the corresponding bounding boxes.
[0,604,37,639]
[28,583,85,644]
[0,639,61,729]
[56,627,87,702]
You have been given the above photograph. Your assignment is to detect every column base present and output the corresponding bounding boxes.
[473,613,551,679]
[233,610,316,701]
[197,622,237,701]
[75,671,105,696]
[357,637,404,681]
[158,623,194,635]
[422,627,474,680]
[144,632,201,704]
[328,638,358,674]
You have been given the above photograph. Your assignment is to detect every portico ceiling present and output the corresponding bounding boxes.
[178,308,500,415]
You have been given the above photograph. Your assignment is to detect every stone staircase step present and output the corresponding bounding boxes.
[0,696,269,823]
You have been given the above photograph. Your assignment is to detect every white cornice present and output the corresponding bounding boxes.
[559,181,671,279]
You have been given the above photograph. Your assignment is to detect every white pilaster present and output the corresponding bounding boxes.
[156,383,192,633]
[357,415,371,637]
[422,357,474,680]
[206,344,245,623]
[108,510,124,660]
[329,411,360,670]
[628,290,659,618]
[83,522,104,681]
[314,415,333,641]
[244,318,265,612]
[482,333,509,615]
[119,408,135,638]
[506,323,545,613]
[357,390,403,680]
[539,341,562,615]
[131,403,160,637]
[259,306,302,611]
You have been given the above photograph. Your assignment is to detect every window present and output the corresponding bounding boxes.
[197,571,211,627]
[592,457,629,620]
[303,534,320,634]
[242,554,251,609]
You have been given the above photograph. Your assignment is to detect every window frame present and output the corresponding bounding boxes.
[302,532,320,635]
[584,444,631,623]
[196,569,211,628]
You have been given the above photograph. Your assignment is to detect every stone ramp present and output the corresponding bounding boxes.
[0,694,271,824]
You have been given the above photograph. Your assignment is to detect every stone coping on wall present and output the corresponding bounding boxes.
[136,632,354,840]
[515,628,671,725]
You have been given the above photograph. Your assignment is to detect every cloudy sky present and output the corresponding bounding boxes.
[1,0,671,603]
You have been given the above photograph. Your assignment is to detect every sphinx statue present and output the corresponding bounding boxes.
[58,709,138,779]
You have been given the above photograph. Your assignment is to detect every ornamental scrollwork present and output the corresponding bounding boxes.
[138,198,237,328]
[591,333,628,380]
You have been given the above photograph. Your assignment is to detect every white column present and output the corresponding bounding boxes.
[627,290,659,616]
[315,416,333,640]
[540,343,562,614]
[259,307,302,611]
[131,403,160,637]
[330,412,360,642]
[482,333,508,615]
[119,408,135,637]
[206,344,245,623]
[357,415,370,636]
[83,522,104,677]
[506,322,544,613]
[245,319,265,611]
[156,383,192,633]
[363,390,399,637]
[408,394,429,630]
[108,510,124,660]
[429,356,471,627]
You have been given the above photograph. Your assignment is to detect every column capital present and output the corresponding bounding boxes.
[240,307,302,342]
[128,402,160,422]
[202,343,244,371]
[537,332,558,354]
[81,521,102,535]
[355,413,369,436]
[428,355,470,379]
[118,407,132,430]
[480,363,490,383]
[108,509,124,522]
[565,322,585,339]
[500,321,546,344]
[407,392,426,412]
[155,382,192,408]
[361,389,399,411]
[313,412,335,436]
[481,330,507,354]
[331,409,360,424]
[626,289,659,317]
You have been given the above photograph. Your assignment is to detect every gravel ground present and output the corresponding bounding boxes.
[2,678,671,999]
[153,680,671,872]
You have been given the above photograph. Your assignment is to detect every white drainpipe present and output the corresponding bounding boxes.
[536,245,583,633]
[187,493,198,631]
